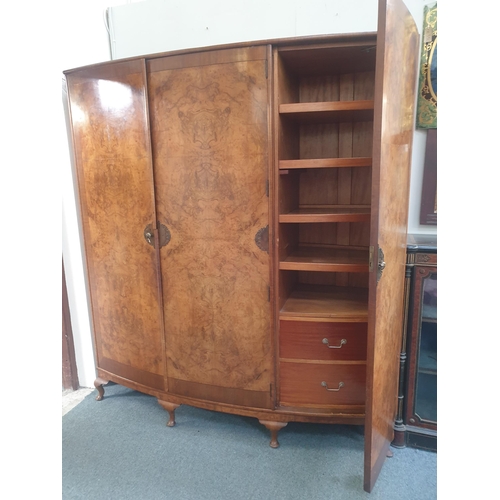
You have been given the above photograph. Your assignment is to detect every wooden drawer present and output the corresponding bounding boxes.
[279,362,366,406]
[279,320,367,361]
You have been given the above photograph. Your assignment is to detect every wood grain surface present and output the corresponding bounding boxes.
[279,284,369,321]
[280,361,366,406]
[147,47,273,404]
[66,59,165,386]
[280,320,367,360]
[364,0,420,492]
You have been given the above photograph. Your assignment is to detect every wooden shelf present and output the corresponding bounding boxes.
[279,157,372,170]
[279,207,370,223]
[279,100,374,123]
[280,284,368,321]
[280,246,369,272]
[278,43,377,77]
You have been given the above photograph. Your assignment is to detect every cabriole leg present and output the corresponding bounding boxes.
[94,377,109,401]
[259,420,288,448]
[158,400,180,427]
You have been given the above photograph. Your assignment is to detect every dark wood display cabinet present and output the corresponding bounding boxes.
[393,234,437,451]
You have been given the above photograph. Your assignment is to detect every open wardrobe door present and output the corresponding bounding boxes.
[364,0,419,492]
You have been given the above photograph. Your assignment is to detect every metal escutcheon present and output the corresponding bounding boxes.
[144,223,171,248]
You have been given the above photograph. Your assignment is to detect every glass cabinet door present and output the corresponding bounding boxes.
[414,270,437,423]
[401,236,437,452]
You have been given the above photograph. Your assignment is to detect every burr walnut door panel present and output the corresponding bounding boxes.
[364,0,420,492]
[66,60,165,391]
[147,47,273,408]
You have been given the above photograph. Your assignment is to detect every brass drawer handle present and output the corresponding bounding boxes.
[322,338,347,349]
[321,381,344,392]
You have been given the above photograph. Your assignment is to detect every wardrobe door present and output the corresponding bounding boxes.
[147,47,273,408]
[364,0,419,492]
[66,60,165,392]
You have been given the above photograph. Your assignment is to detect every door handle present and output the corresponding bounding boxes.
[144,222,171,248]
[322,338,347,349]
[144,224,155,246]
[321,381,344,392]
[369,246,386,283]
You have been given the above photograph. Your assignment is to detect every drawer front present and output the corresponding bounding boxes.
[279,362,366,406]
[279,320,367,361]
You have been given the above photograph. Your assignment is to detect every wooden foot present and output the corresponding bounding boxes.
[158,400,180,427]
[94,377,109,401]
[259,420,288,448]
[391,423,407,449]
[387,448,394,458]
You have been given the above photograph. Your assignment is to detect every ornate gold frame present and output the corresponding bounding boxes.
[417,3,437,129]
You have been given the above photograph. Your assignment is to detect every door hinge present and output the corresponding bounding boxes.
[265,179,269,197]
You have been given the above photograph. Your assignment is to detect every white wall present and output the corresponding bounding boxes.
[61,0,436,388]
[107,0,379,59]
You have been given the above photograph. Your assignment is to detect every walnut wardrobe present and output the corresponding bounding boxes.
[64,0,419,492]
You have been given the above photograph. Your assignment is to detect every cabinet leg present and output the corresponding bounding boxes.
[158,400,180,427]
[392,422,407,449]
[259,420,288,448]
[94,377,109,401]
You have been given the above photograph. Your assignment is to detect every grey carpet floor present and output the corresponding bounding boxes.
[62,383,437,500]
